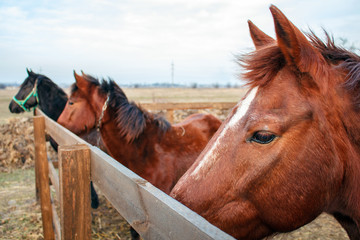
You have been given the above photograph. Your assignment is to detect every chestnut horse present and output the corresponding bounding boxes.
[57,72,222,239]
[58,72,221,193]
[171,5,360,240]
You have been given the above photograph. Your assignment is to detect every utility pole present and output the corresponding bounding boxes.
[171,60,174,87]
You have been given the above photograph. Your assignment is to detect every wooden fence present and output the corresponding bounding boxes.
[33,102,237,240]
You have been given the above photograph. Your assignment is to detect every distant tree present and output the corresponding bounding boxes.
[0,83,5,89]
[213,83,219,89]
[191,83,197,89]
[226,82,232,88]
[133,83,140,88]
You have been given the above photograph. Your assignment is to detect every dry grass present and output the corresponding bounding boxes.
[0,169,43,239]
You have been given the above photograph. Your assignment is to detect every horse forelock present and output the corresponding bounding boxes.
[239,44,285,88]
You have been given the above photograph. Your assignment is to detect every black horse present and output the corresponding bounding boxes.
[9,69,100,208]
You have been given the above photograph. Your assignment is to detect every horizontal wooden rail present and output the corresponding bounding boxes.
[36,108,235,240]
[140,101,236,111]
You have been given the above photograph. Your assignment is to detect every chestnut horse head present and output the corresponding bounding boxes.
[57,71,104,135]
[171,5,360,240]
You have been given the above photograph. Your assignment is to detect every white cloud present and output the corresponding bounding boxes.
[0,0,359,86]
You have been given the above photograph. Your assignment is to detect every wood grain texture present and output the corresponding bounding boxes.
[58,144,91,240]
[34,116,55,240]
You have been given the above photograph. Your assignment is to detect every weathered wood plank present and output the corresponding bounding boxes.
[34,116,55,240]
[58,144,91,240]
[35,152,40,202]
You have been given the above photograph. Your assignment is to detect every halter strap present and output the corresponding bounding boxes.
[97,94,110,130]
[12,79,39,112]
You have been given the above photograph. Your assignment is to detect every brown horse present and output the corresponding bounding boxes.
[57,72,222,194]
[171,5,360,240]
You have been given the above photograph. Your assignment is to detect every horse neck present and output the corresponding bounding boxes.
[327,99,360,219]
[37,80,68,120]
[99,109,161,172]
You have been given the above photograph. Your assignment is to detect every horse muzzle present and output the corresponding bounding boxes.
[9,100,24,113]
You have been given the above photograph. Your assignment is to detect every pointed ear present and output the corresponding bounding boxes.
[73,70,89,90]
[248,20,274,49]
[27,68,35,76]
[270,5,326,76]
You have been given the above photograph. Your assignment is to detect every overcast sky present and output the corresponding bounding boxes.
[0,0,359,86]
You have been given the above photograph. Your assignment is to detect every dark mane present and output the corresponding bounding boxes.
[239,30,360,98]
[37,75,68,120]
[307,31,360,103]
[82,74,171,143]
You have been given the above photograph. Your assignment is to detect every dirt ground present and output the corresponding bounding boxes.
[0,110,350,240]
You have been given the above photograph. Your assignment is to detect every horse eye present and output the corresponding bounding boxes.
[250,131,276,144]
[68,101,74,105]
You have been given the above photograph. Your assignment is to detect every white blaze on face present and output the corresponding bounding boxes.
[191,86,259,178]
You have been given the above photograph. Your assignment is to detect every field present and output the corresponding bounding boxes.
[0,88,33,122]
[0,87,349,239]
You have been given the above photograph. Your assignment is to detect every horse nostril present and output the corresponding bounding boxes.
[9,101,23,113]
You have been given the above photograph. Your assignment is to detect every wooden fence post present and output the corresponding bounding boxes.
[33,116,55,240]
[33,110,40,202]
[34,148,40,202]
[58,144,91,240]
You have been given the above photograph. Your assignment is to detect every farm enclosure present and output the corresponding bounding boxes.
[0,87,349,239]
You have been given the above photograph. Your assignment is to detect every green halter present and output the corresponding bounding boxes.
[12,79,39,112]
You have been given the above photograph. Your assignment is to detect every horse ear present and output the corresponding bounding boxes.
[248,20,274,49]
[270,5,326,77]
[74,70,89,90]
[26,68,34,76]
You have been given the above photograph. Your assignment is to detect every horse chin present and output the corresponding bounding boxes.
[171,180,271,239]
